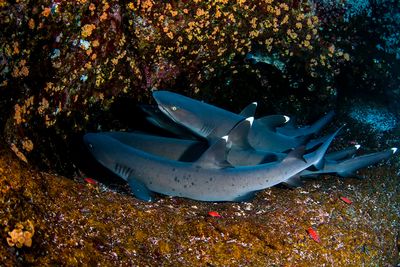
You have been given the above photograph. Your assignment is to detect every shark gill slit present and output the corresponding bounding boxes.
[114,163,132,179]
[201,122,213,136]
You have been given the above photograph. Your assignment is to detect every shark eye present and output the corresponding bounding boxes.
[171,106,178,111]
[88,143,94,150]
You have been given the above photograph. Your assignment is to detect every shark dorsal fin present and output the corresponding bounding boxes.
[227,117,254,150]
[256,115,290,131]
[283,146,306,163]
[284,117,296,128]
[194,136,233,169]
[239,102,257,117]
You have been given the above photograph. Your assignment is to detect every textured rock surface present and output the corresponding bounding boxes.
[1,142,399,266]
[1,0,399,265]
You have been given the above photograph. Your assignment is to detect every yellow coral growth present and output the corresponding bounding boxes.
[22,138,34,152]
[81,24,96,38]
[41,7,51,17]
[6,220,35,248]
[10,143,28,163]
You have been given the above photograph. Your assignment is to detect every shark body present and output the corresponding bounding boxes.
[106,131,390,179]
[84,120,339,202]
[153,90,333,152]
[105,130,285,166]
[301,148,397,178]
[276,111,335,137]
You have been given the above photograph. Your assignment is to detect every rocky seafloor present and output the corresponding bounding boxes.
[1,0,400,265]
[1,126,399,266]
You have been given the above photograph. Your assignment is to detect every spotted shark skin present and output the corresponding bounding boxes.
[84,120,340,202]
[105,131,394,179]
[104,132,359,167]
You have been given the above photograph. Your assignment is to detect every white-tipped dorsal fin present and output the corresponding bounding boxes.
[226,117,254,150]
[355,144,361,150]
[239,102,258,117]
[246,116,254,125]
[194,136,232,169]
[284,115,290,123]
[391,147,397,154]
[256,115,291,131]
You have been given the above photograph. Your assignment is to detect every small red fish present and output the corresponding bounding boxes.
[84,177,98,185]
[307,227,321,243]
[340,196,352,204]
[208,211,221,217]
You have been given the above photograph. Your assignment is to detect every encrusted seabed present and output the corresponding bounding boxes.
[0,147,399,266]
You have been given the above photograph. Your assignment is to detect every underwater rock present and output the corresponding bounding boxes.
[0,145,399,265]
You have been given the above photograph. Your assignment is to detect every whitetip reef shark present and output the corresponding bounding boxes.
[106,131,396,179]
[152,90,334,152]
[84,118,340,202]
[105,117,287,166]
[300,147,398,178]
[105,131,358,166]
[141,101,259,140]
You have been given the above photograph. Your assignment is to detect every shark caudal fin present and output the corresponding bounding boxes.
[335,147,398,177]
[304,126,343,167]
[306,110,335,136]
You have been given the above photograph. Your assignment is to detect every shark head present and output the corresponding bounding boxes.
[153,90,216,137]
[84,133,119,170]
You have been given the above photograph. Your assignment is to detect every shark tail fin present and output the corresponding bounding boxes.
[305,126,343,166]
[307,110,335,135]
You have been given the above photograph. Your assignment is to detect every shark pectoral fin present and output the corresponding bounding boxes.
[194,136,233,169]
[337,171,355,178]
[128,177,155,202]
[227,117,254,150]
[239,102,257,117]
[283,175,303,188]
[299,171,320,179]
[256,115,290,131]
[337,171,365,179]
